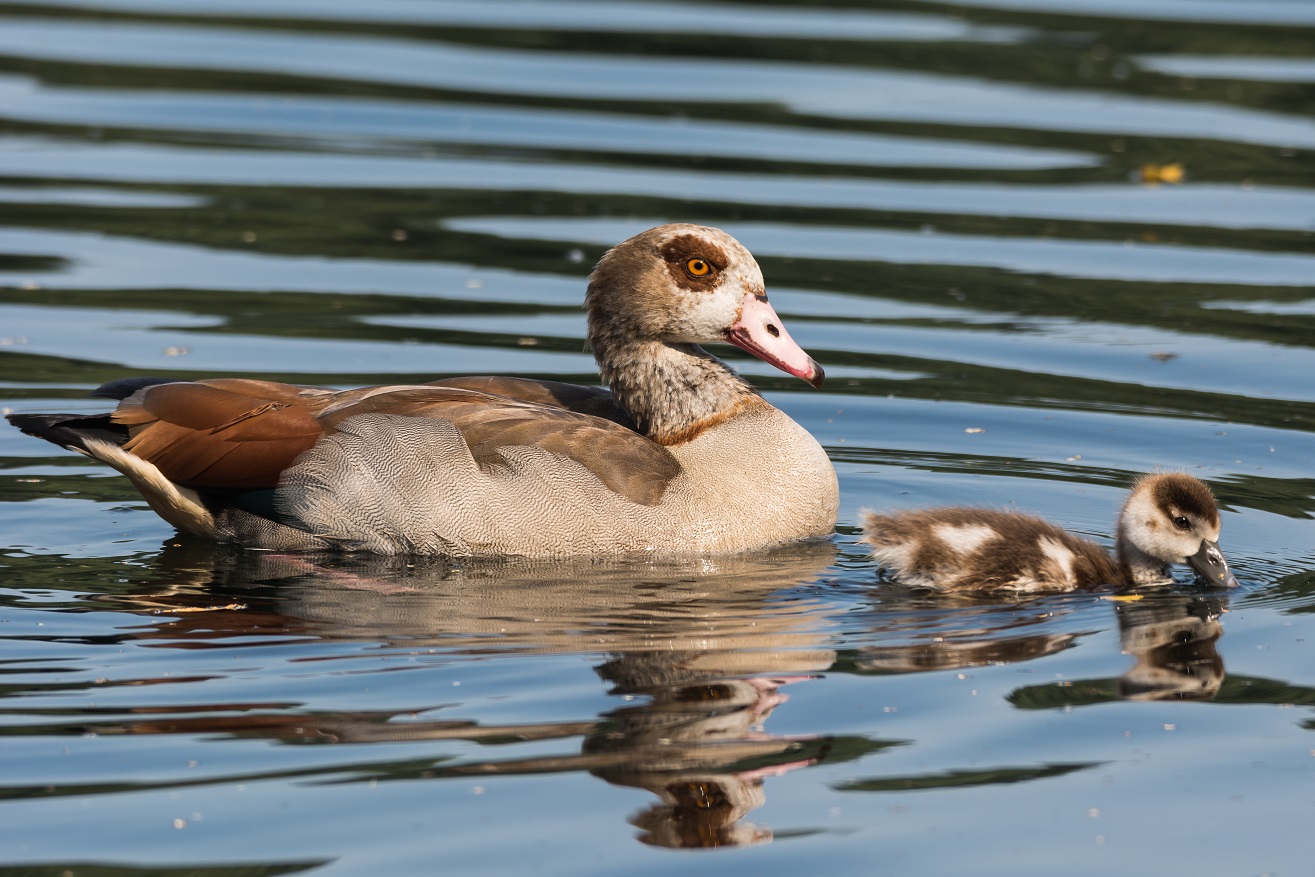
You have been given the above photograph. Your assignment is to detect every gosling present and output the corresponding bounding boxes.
[860,473,1238,594]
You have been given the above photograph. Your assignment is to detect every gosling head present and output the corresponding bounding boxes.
[1117,473,1238,588]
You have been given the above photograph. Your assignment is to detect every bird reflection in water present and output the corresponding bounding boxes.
[838,585,1226,703]
[836,587,1085,676]
[1005,592,1228,709]
[587,659,827,849]
[69,539,847,849]
[1115,593,1226,701]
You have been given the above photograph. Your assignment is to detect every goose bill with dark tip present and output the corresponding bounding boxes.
[1188,539,1239,588]
[725,292,825,388]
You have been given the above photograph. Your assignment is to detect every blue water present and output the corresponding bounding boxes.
[1,1,1313,873]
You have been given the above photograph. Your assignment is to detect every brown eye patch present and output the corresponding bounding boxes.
[660,234,728,291]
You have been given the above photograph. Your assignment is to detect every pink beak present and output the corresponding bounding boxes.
[726,292,825,388]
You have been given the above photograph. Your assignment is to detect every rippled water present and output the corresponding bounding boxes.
[1,0,1314,873]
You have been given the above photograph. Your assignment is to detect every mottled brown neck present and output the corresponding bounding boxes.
[584,225,771,445]
[589,335,763,446]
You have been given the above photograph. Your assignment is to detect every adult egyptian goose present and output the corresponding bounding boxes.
[8,224,839,556]
[860,473,1238,593]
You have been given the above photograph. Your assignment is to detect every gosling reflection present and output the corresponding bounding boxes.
[836,588,1085,675]
[1116,593,1225,701]
[1008,592,1228,709]
[842,629,1079,675]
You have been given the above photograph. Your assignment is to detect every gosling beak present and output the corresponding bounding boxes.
[1188,539,1239,588]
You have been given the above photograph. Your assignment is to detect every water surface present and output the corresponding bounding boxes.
[1,0,1313,874]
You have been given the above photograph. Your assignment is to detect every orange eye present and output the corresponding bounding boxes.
[686,258,712,277]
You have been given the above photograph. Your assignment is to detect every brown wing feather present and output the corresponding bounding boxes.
[113,381,327,489]
[318,386,681,506]
[457,414,680,507]
[108,380,679,505]
[428,376,635,428]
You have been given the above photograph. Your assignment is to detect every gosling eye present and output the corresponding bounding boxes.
[685,257,713,278]
[1172,515,1191,531]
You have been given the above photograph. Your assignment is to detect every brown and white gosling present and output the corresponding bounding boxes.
[860,473,1239,594]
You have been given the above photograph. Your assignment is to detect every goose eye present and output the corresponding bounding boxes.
[1172,515,1191,531]
[685,258,712,277]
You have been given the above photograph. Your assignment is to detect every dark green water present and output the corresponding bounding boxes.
[1,1,1313,873]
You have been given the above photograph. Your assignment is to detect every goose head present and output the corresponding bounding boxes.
[1117,473,1238,588]
[585,224,823,388]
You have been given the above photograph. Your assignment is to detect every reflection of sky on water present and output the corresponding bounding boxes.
[10,139,1315,232]
[448,216,1315,286]
[1137,55,1315,83]
[3,20,1315,148]
[1203,298,1315,316]
[941,0,1315,26]
[0,227,584,299]
[0,77,1093,170]
[0,304,594,375]
[5,0,1034,41]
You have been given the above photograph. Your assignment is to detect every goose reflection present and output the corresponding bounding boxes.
[67,539,857,849]
[586,655,834,849]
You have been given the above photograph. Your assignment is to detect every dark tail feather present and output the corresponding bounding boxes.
[5,412,129,453]
[7,376,170,452]
[90,376,174,400]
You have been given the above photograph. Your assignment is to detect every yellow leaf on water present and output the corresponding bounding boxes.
[1138,163,1185,184]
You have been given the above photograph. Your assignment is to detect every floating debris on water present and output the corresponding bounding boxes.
[1137,163,1186,184]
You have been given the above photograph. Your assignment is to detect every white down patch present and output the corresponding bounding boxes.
[1036,536,1077,588]
[868,541,915,575]
[933,522,1000,557]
